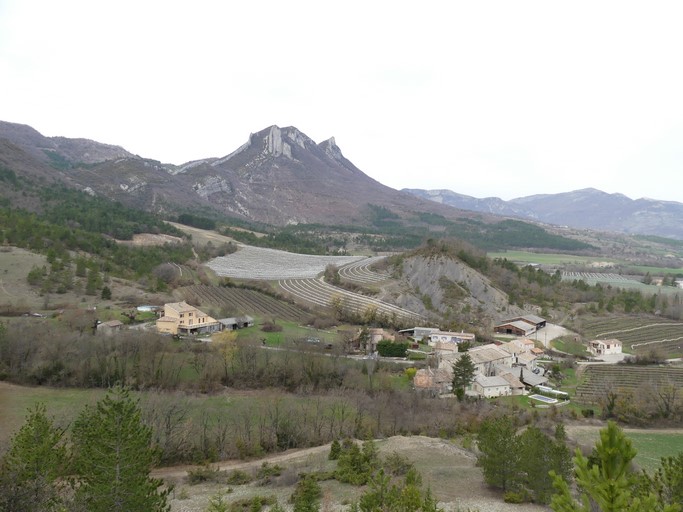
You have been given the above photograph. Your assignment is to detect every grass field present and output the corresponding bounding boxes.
[551,337,590,357]
[565,425,683,473]
[0,382,105,450]
[627,264,683,275]
[0,247,48,311]
[236,320,342,346]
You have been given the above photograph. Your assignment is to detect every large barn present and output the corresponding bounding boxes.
[494,314,546,336]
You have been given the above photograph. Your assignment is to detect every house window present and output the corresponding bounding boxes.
[189,312,193,317]
[180,313,184,318]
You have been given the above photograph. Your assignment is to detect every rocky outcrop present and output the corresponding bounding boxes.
[192,176,233,198]
[320,137,344,162]
[394,255,520,323]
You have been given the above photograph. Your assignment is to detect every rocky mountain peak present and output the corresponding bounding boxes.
[320,137,344,162]
[252,125,318,160]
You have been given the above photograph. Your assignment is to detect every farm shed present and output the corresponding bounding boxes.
[96,319,124,335]
[496,314,546,334]
[518,314,546,329]
[399,326,439,341]
[494,320,536,337]
[219,315,255,331]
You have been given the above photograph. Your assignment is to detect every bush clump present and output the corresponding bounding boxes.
[187,464,222,485]
[334,439,379,485]
[226,469,253,485]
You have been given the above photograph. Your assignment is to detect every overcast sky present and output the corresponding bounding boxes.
[1,1,682,202]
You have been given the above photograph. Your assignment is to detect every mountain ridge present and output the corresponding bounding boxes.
[0,121,480,227]
[404,187,683,240]
[3,119,680,240]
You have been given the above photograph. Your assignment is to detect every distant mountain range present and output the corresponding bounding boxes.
[2,119,682,240]
[403,188,683,240]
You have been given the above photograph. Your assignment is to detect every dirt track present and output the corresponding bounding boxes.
[153,444,331,480]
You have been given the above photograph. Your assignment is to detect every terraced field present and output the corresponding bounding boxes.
[574,365,683,405]
[337,256,389,284]
[576,316,683,357]
[181,285,311,322]
[206,246,365,280]
[206,246,421,323]
[278,278,422,323]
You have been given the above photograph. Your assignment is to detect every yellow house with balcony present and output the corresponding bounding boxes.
[156,301,221,336]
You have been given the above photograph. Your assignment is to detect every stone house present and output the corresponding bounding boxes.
[413,368,453,395]
[472,374,511,398]
[96,319,124,335]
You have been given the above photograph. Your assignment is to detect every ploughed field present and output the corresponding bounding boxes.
[336,256,390,284]
[181,285,311,322]
[206,246,366,280]
[574,365,683,405]
[576,316,683,357]
[206,247,421,322]
[278,278,421,323]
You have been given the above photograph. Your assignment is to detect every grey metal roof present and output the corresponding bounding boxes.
[495,320,536,332]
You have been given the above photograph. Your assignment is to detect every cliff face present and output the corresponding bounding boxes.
[393,254,520,325]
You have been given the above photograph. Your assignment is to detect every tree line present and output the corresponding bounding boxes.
[0,387,169,512]
[477,415,683,510]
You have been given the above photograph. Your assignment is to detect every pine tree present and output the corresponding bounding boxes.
[476,415,519,491]
[71,386,170,512]
[356,468,442,512]
[644,453,683,507]
[452,353,476,400]
[0,404,67,512]
[85,268,99,295]
[517,425,572,504]
[329,439,341,460]
[550,421,680,512]
[290,474,321,512]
